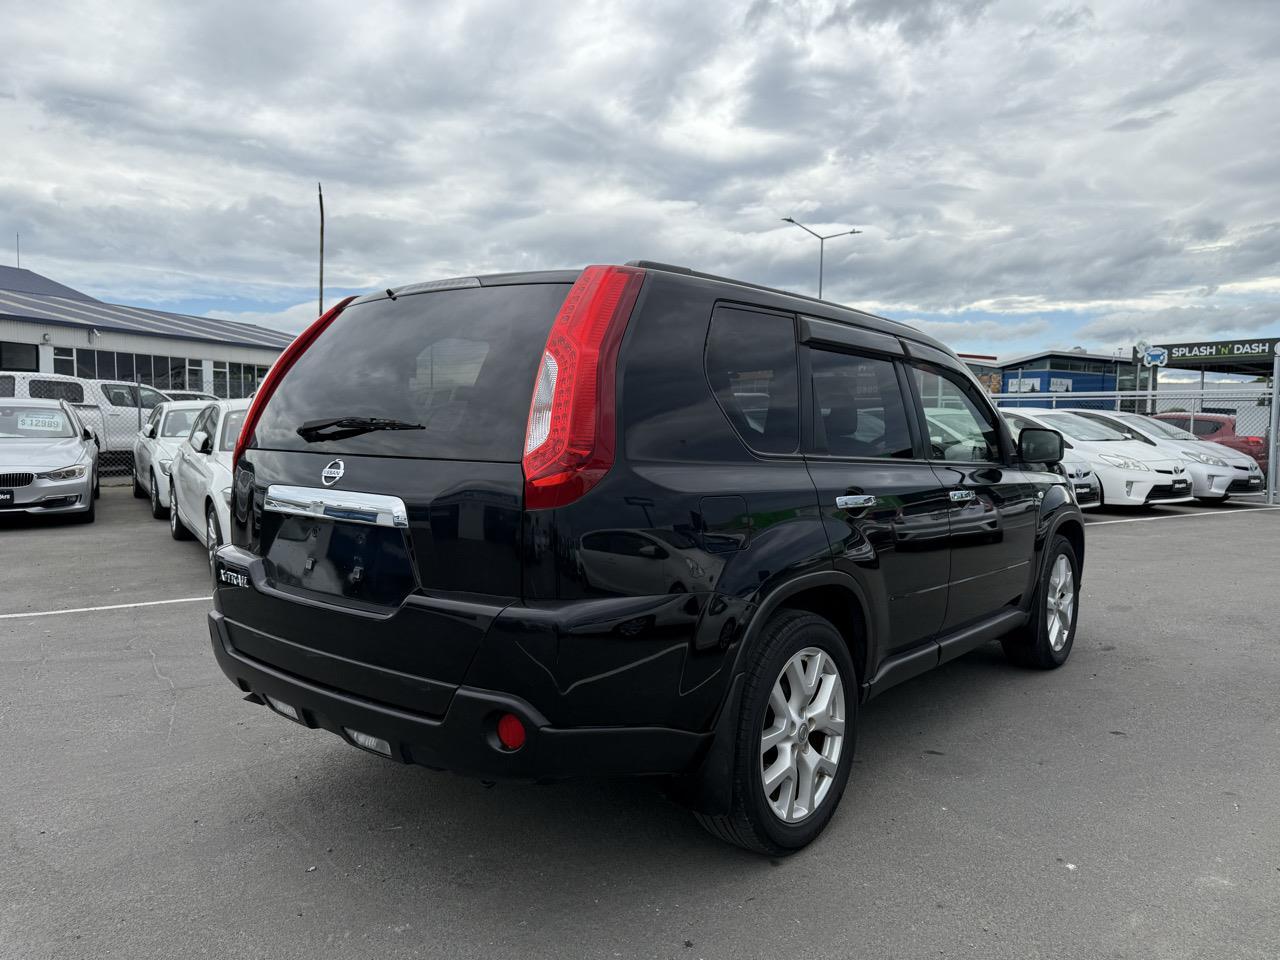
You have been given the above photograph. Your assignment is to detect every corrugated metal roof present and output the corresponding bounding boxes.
[0,288,293,350]
[0,266,100,302]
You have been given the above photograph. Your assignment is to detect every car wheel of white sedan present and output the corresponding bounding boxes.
[169,482,192,541]
[206,506,221,578]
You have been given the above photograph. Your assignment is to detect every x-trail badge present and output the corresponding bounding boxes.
[321,459,345,486]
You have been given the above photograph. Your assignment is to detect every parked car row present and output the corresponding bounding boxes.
[1,371,223,469]
[1000,407,1266,506]
[132,398,249,571]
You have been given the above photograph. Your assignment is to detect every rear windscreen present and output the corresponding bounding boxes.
[252,283,570,461]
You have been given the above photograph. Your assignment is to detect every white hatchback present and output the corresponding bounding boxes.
[167,399,251,575]
[1005,409,1193,507]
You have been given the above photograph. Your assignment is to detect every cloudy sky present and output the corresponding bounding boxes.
[2,0,1278,362]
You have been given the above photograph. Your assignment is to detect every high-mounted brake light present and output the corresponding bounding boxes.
[521,265,645,510]
[232,296,356,470]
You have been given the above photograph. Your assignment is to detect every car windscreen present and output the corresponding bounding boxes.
[220,409,246,451]
[1126,415,1197,441]
[1036,412,1127,441]
[0,405,76,438]
[252,283,570,461]
[161,408,201,438]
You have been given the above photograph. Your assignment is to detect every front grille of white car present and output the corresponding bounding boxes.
[0,472,34,488]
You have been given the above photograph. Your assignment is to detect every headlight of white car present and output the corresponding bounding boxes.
[1098,454,1150,471]
[159,458,174,476]
[1180,450,1228,467]
[38,464,87,481]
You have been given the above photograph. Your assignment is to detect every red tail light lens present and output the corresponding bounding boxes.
[232,296,356,471]
[521,265,644,509]
[1243,436,1264,445]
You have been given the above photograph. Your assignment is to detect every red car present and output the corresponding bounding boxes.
[1153,413,1269,476]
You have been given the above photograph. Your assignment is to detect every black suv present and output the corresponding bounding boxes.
[210,262,1083,854]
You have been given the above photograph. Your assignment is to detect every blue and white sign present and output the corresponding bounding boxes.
[1140,345,1169,367]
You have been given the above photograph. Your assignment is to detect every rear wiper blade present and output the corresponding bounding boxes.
[296,416,426,442]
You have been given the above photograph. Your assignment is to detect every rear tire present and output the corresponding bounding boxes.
[169,482,192,541]
[692,610,857,856]
[1001,535,1079,669]
[150,473,167,519]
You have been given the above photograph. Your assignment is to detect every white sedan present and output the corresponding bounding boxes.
[167,399,250,574]
[132,400,210,520]
[1065,409,1264,502]
[1002,408,1193,507]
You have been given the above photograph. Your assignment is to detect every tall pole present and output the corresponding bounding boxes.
[15,232,19,268]
[782,218,861,300]
[1267,352,1280,506]
[318,182,325,318]
[818,237,825,298]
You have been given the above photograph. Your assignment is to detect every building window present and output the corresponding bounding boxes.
[213,361,228,398]
[76,349,96,379]
[0,341,40,372]
[53,347,74,376]
[187,360,204,393]
[151,356,170,390]
[117,352,134,383]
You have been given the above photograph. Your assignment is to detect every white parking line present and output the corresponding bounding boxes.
[0,596,212,620]
[1088,505,1280,526]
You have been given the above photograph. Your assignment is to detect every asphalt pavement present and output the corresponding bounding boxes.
[2,488,1278,959]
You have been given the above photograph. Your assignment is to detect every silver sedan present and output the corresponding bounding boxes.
[0,398,99,522]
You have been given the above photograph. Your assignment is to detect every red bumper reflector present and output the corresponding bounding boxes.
[496,713,527,751]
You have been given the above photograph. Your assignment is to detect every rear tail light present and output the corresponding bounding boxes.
[521,265,645,509]
[232,296,356,470]
[1243,436,1264,445]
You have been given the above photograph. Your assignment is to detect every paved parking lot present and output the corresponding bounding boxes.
[3,487,1279,959]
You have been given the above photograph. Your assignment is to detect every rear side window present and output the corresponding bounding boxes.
[0,375,13,398]
[705,306,798,454]
[1190,419,1220,437]
[30,379,85,404]
[253,284,570,461]
[809,349,914,459]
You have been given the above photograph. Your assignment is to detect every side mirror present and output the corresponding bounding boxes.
[192,430,212,454]
[1018,427,1064,465]
[144,423,157,439]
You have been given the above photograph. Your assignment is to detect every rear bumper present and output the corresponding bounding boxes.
[208,610,709,781]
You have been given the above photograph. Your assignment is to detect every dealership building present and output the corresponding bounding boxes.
[0,266,290,397]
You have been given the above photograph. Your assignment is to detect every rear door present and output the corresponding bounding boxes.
[906,355,1040,636]
[223,281,572,704]
[800,321,951,659]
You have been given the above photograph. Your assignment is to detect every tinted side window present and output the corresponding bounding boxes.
[911,365,1001,463]
[30,379,85,404]
[103,385,137,407]
[705,306,798,455]
[809,349,914,459]
[0,375,13,398]
[1191,419,1219,437]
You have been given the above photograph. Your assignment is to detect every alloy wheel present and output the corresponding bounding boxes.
[169,486,178,534]
[1046,555,1075,652]
[759,646,846,823]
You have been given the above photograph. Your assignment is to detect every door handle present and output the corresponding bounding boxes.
[835,494,878,510]
[949,489,976,503]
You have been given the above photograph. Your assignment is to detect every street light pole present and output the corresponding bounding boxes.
[782,217,862,299]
